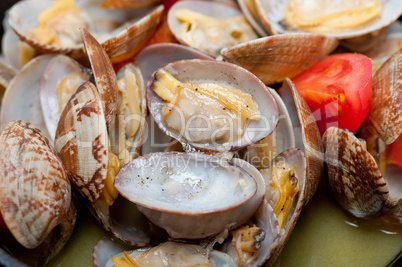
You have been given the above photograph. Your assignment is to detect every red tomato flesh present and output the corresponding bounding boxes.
[292,53,372,136]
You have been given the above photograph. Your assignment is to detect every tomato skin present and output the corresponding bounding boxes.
[292,53,372,136]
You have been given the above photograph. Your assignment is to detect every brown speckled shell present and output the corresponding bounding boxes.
[0,120,71,249]
[281,78,324,205]
[221,33,339,85]
[365,48,402,145]
[101,5,164,63]
[82,29,118,133]
[323,127,389,218]
[101,0,161,11]
[54,81,108,202]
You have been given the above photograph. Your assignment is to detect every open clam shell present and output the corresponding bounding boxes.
[323,127,389,218]
[260,148,307,265]
[167,0,258,57]
[114,152,265,239]
[221,33,339,85]
[253,0,402,39]
[147,59,279,153]
[54,81,108,202]
[365,48,402,145]
[0,120,71,249]
[0,54,53,139]
[101,0,161,9]
[39,54,90,142]
[7,0,163,63]
[280,78,324,204]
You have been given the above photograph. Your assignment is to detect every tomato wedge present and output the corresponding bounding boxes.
[291,53,372,136]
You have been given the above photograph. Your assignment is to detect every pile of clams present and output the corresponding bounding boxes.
[0,0,401,266]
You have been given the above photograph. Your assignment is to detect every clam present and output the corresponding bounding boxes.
[6,0,163,65]
[114,153,265,239]
[280,78,324,204]
[0,60,17,102]
[365,48,402,145]
[54,30,149,246]
[167,0,258,57]
[323,127,401,222]
[220,33,339,85]
[147,59,279,153]
[252,0,402,39]
[0,120,74,265]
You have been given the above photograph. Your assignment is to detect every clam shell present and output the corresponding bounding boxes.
[280,78,324,204]
[365,48,402,145]
[248,200,280,267]
[168,0,256,57]
[0,54,53,139]
[254,0,402,39]
[221,33,339,85]
[114,152,265,239]
[54,81,108,202]
[237,0,267,36]
[101,0,161,10]
[323,127,389,218]
[0,59,17,101]
[39,54,90,142]
[2,28,21,69]
[0,120,71,249]
[7,0,163,63]
[82,29,118,132]
[147,59,279,152]
[261,148,307,265]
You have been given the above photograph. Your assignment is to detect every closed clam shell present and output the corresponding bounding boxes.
[114,152,265,239]
[365,48,402,145]
[254,0,402,39]
[221,33,339,85]
[147,59,279,152]
[280,78,324,204]
[0,120,71,249]
[323,127,389,218]
[54,81,108,202]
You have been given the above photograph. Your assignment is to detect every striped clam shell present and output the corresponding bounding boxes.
[54,81,108,202]
[0,120,71,249]
[323,127,389,218]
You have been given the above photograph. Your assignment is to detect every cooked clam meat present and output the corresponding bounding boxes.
[284,0,383,33]
[115,69,142,165]
[56,73,88,114]
[221,225,266,266]
[151,69,260,144]
[175,8,258,56]
[26,0,89,47]
[263,161,299,229]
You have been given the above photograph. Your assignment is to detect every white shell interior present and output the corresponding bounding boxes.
[115,152,257,214]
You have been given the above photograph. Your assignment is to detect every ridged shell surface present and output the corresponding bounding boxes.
[0,120,71,249]
[54,81,108,202]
